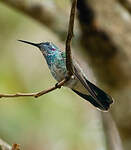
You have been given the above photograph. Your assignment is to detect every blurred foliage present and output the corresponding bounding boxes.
[0,1,106,150]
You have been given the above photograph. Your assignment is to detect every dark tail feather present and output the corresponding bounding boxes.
[72,89,113,111]
[85,80,113,105]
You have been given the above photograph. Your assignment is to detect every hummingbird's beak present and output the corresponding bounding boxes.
[18,40,40,48]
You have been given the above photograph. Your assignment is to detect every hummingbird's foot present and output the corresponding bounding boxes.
[55,83,61,89]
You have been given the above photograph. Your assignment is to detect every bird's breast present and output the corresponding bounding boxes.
[50,63,67,82]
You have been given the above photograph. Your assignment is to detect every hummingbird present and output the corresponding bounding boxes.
[18,40,113,111]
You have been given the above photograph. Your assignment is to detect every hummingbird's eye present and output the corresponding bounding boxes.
[44,42,50,46]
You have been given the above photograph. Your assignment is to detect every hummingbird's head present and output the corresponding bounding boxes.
[39,42,59,55]
[18,40,59,56]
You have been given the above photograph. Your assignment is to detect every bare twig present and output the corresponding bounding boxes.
[34,78,68,98]
[66,0,77,75]
[0,78,67,98]
[0,0,77,98]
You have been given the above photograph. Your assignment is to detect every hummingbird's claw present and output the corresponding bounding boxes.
[55,83,61,89]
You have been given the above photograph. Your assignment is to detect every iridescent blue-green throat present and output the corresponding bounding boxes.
[18,40,113,111]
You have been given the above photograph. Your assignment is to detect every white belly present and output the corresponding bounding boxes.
[50,64,88,95]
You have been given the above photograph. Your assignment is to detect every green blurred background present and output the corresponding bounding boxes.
[0,1,106,150]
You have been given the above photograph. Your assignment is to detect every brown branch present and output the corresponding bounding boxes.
[66,0,77,75]
[0,78,67,98]
[34,78,68,98]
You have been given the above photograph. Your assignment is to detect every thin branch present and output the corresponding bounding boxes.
[34,78,68,98]
[0,78,67,98]
[66,0,77,75]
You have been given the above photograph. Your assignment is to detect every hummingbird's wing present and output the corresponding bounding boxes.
[72,62,113,111]
[60,51,113,111]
